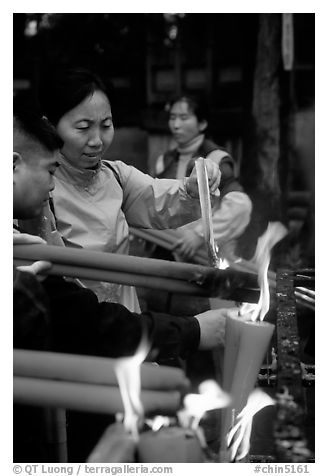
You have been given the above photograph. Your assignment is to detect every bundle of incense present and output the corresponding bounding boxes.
[14,377,182,416]
[137,427,205,463]
[87,423,136,463]
[130,229,314,310]
[14,244,258,298]
[220,314,275,462]
[130,227,275,281]
[13,243,215,283]
[14,258,213,296]
[130,227,179,253]
[14,350,189,392]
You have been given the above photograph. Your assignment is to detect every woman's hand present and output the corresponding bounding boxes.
[173,231,204,261]
[185,158,221,197]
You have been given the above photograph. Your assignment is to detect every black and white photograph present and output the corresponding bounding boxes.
[10,6,317,473]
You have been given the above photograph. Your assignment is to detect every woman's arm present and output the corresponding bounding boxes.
[112,160,220,229]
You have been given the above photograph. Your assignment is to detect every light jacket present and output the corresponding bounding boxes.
[50,157,201,311]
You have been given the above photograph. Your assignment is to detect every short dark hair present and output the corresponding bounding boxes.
[167,94,210,122]
[38,67,113,125]
[14,95,63,152]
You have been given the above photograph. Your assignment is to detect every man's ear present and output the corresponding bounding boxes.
[199,119,208,133]
[13,152,22,171]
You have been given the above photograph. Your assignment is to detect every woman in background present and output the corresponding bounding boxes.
[154,94,252,263]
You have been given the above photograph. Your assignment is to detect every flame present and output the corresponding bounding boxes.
[226,388,275,461]
[239,221,287,321]
[218,257,230,269]
[145,415,171,432]
[178,380,231,430]
[113,334,149,438]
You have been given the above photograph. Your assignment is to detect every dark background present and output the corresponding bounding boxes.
[14,13,315,265]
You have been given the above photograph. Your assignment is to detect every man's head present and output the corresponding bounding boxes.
[13,100,63,219]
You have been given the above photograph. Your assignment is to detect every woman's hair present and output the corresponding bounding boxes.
[166,94,210,123]
[38,68,113,125]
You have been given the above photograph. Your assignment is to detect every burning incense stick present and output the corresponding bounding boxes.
[112,336,149,438]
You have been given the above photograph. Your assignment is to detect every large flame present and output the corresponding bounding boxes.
[113,334,149,438]
[178,380,231,430]
[239,221,287,321]
[226,388,275,461]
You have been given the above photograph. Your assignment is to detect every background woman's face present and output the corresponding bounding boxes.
[168,100,206,146]
[56,90,114,169]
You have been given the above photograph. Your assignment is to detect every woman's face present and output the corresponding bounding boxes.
[56,90,114,169]
[168,100,206,146]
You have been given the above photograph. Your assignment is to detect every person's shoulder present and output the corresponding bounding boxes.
[206,149,231,164]
[202,139,230,157]
[102,159,129,171]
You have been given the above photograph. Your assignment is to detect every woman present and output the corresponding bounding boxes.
[154,94,253,263]
[36,69,220,312]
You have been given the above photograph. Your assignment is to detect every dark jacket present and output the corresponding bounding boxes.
[157,138,244,198]
[14,272,200,362]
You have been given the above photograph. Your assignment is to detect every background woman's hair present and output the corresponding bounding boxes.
[166,94,210,123]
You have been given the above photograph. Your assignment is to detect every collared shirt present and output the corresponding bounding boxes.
[49,157,201,311]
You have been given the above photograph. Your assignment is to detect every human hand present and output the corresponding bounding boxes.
[17,260,52,281]
[173,231,204,261]
[14,233,51,280]
[194,307,239,349]
[13,233,46,245]
[185,158,221,198]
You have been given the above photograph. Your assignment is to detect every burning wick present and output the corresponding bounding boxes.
[226,388,275,461]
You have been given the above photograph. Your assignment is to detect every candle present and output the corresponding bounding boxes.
[220,314,275,461]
